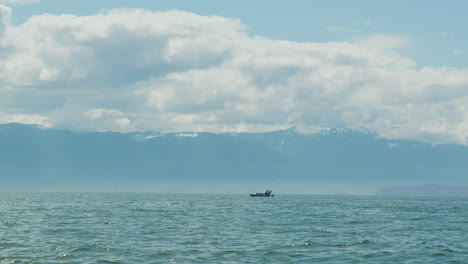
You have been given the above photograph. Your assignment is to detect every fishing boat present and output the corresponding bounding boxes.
[250,190,274,197]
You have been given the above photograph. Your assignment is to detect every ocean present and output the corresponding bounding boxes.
[0,192,466,263]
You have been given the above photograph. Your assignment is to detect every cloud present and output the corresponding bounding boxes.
[0,4,11,36]
[452,49,461,55]
[0,113,51,127]
[1,8,468,144]
[0,0,38,4]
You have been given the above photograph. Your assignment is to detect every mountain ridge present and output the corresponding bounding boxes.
[1,123,467,192]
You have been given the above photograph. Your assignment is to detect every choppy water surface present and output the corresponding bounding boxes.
[0,193,467,263]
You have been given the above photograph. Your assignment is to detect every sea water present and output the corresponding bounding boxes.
[0,192,466,263]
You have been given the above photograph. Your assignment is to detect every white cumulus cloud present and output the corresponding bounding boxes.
[0,0,38,4]
[0,4,11,36]
[1,8,468,144]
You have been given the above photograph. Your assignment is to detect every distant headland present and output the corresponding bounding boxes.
[376,185,468,197]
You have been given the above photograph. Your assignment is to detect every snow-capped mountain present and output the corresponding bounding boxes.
[1,123,467,191]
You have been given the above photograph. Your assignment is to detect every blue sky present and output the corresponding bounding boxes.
[1,0,468,144]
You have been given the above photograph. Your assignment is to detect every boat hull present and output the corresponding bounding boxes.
[250,190,274,197]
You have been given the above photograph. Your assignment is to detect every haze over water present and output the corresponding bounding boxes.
[1,192,466,263]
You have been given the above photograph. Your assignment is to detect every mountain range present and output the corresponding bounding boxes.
[1,123,467,193]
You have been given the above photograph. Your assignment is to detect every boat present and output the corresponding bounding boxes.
[250,190,274,197]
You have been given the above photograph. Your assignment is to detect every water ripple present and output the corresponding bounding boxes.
[0,193,466,263]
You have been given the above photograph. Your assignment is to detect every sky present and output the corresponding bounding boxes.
[1,0,468,144]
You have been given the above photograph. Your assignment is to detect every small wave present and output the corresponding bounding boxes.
[335,240,371,247]
[33,207,48,211]
[214,250,244,256]
[335,243,349,247]
[156,252,174,256]
[96,260,123,264]
[288,242,315,247]
[0,259,20,264]
[442,248,455,253]
[71,244,98,252]
[181,240,202,245]
[347,221,367,224]
[133,208,151,212]
[72,213,94,219]
[262,250,281,256]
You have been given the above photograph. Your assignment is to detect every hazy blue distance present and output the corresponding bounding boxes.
[1,123,467,194]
